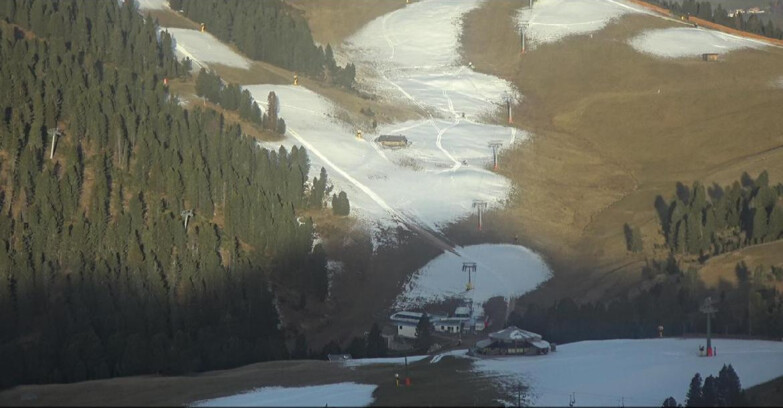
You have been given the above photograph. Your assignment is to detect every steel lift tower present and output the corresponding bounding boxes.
[463,262,477,292]
[700,296,718,357]
[489,141,503,171]
[472,200,488,231]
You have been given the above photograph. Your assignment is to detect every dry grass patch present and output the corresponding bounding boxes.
[462,1,783,303]
[700,241,783,290]
[0,356,502,407]
[286,0,411,46]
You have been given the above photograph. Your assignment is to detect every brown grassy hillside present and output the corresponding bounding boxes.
[461,0,783,304]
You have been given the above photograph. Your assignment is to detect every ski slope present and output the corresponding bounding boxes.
[166,28,251,70]
[630,27,764,58]
[135,0,167,10]
[516,0,646,46]
[345,0,518,120]
[190,382,376,407]
[396,244,551,313]
[245,85,516,232]
[472,338,783,407]
[158,0,551,310]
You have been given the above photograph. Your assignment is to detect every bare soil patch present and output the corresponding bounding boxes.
[461,1,783,305]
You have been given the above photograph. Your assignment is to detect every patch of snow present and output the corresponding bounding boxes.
[396,244,551,312]
[135,0,168,10]
[190,382,376,407]
[246,84,522,233]
[175,0,553,309]
[629,27,763,58]
[344,0,518,119]
[343,355,429,367]
[430,348,469,363]
[774,77,783,89]
[165,28,251,69]
[517,0,643,46]
[472,338,783,407]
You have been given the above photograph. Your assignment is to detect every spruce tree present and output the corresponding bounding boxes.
[415,312,433,352]
[366,323,387,358]
[685,373,703,407]
[661,396,678,407]
[702,375,718,407]
[718,364,742,406]
[346,336,366,359]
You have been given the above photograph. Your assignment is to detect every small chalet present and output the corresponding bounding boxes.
[375,134,409,148]
[395,321,418,339]
[434,318,464,334]
[474,326,554,356]
[702,53,719,62]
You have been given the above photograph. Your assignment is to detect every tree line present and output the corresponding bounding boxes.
[510,258,783,344]
[170,0,357,88]
[662,365,745,407]
[291,322,389,360]
[0,0,336,388]
[194,68,287,135]
[628,171,783,259]
[643,0,783,40]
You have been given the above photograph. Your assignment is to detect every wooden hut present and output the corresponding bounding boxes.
[702,53,719,62]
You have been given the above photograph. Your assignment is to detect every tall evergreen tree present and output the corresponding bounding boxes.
[415,312,433,352]
[685,373,703,407]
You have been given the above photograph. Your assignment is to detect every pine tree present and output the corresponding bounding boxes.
[702,375,718,407]
[662,396,678,407]
[767,205,783,241]
[685,373,703,407]
[415,312,433,351]
[346,336,366,359]
[265,91,278,132]
[366,323,387,358]
[718,364,742,406]
[292,333,308,359]
[750,207,768,244]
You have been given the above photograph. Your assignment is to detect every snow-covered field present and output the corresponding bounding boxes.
[630,27,763,58]
[160,1,545,314]
[345,0,517,120]
[135,0,167,10]
[241,0,530,235]
[472,338,783,407]
[190,382,376,407]
[396,244,551,312]
[343,355,429,367]
[244,85,517,231]
[517,0,645,46]
[166,28,250,69]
